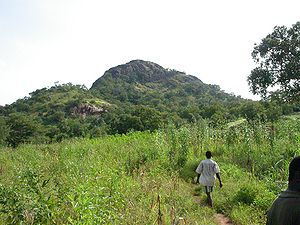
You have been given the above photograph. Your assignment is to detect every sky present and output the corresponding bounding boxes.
[0,0,299,106]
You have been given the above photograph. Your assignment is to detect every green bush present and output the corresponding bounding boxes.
[254,188,276,210]
[179,160,199,182]
[231,204,266,225]
[234,185,258,205]
[0,169,56,224]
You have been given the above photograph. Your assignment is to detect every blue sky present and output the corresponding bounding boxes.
[1,0,300,105]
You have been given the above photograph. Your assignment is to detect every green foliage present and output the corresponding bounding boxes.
[1,61,298,148]
[208,163,276,225]
[265,101,283,122]
[1,116,299,224]
[112,114,143,134]
[239,101,266,121]
[1,61,300,224]
[0,116,9,146]
[6,113,44,148]
[133,105,162,131]
[179,160,199,182]
[234,185,258,205]
[91,60,244,122]
[0,83,110,145]
[164,124,191,170]
[0,131,220,224]
[0,169,55,224]
[230,205,266,225]
[248,21,300,102]
[124,132,159,175]
[58,118,89,138]
[254,188,276,210]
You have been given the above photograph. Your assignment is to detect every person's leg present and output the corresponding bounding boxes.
[205,186,213,207]
[207,192,212,207]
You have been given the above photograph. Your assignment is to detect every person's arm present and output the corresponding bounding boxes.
[195,162,203,184]
[216,173,222,188]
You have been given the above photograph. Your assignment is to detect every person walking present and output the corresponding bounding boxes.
[267,156,300,225]
[196,151,222,207]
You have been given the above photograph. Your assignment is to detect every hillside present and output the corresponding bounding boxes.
[0,60,297,147]
[0,84,110,147]
[91,60,243,109]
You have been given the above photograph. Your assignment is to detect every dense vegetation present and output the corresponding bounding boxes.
[0,83,110,147]
[0,60,298,148]
[0,116,299,224]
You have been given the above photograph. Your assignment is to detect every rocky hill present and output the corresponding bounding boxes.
[0,60,255,147]
[91,60,242,110]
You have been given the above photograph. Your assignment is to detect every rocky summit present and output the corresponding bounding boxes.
[90,59,240,107]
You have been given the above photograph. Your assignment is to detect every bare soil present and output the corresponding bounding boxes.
[191,185,233,225]
[215,213,233,225]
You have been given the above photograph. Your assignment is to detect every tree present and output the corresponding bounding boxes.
[133,106,162,131]
[248,22,300,102]
[112,114,143,134]
[264,102,283,122]
[239,101,265,121]
[6,113,42,148]
[0,116,9,146]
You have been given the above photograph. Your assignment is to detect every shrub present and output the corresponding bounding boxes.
[231,205,266,225]
[234,185,258,205]
[179,160,199,182]
[0,169,56,224]
[254,188,276,210]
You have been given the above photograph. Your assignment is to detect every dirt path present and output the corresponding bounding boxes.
[215,213,233,225]
[191,186,233,225]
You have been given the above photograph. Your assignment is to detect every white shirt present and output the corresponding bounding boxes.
[195,158,220,186]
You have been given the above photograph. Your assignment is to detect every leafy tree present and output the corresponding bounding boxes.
[45,125,61,142]
[112,114,143,134]
[0,116,9,146]
[133,106,162,131]
[58,118,88,138]
[210,111,227,127]
[44,111,65,125]
[264,102,283,122]
[6,113,42,148]
[281,103,294,115]
[200,103,226,119]
[248,22,300,101]
[239,101,265,121]
[178,107,197,123]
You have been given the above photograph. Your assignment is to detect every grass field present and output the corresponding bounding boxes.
[0,117,299,224]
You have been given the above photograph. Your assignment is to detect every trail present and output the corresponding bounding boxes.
[191,186,233,225]
[215,213,233,225]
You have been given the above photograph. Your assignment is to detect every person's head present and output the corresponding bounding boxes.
[288,156,300,183]
[206,151,212,159]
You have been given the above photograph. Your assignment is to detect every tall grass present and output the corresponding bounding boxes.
[0,117,299,224]
[160,118,299,224]
[163,118,300,191]
[0,132,218,224]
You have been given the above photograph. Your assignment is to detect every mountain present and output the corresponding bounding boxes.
[0,60,266,147]
[91,59,243,112]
